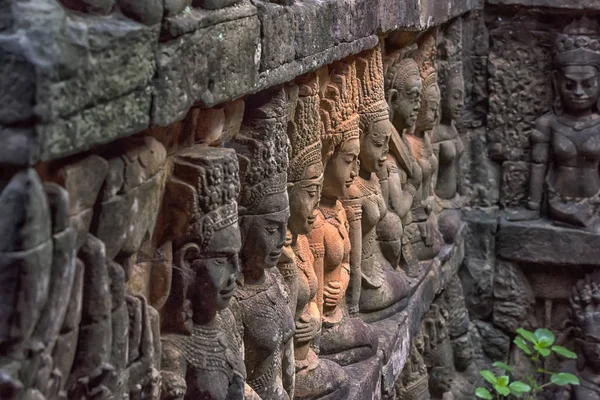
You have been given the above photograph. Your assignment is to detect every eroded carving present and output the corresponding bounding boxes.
[227,88,296,400]
[527,17,600,233]
[340,46,410,322]
[555,270,600,399]
[315,63,378,365]
[395,331,431,400]
[159,146,245,400]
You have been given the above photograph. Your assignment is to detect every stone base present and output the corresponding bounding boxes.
[497,217,600,266]
[342,223,466,399]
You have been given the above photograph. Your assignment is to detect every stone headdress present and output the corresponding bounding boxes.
[357,45,390,132]
[170,146,240,252]
[227,88,289,214]
[569,270,600,335]
[415,32,440,130]
[569,270,600,369]
[320,61,360,160]
[163,146,240,334]
[555,17,600,69]
[438,60,464,111]
[287,74,323,183]
[416,32,439,91]
[384,44,421,100]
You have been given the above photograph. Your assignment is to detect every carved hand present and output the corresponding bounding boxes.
[422,213,437,247]
[160,371,186,400]
[294,314,320,343]
[324,281,344,308]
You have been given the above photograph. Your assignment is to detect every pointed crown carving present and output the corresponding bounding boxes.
[228,88,288,213]
[320,61,360,154]
[171,146,240,251]
[555,17,600,68]
[288,74,323,183]
[357,46,389,128]
[416,32,439,90]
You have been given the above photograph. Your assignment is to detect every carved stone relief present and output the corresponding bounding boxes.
[226,88,296,400]
[284,73,349,400]
[159,146,245,400]
[341,46,411,322]
[527,17,600,232]
[315,63,378,366]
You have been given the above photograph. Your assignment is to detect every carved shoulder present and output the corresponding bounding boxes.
[531,112,554,144]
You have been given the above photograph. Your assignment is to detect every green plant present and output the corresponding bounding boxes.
[475,328,579,399]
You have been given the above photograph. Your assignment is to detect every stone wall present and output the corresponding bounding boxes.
[457,3,600,398]
[15,0,600,399]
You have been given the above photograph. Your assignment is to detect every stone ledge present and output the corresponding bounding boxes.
[487,0,600,10]
[497,217,600,266]
[342,224,466,399]
[1,0,479,164]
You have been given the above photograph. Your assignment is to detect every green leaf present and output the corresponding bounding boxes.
[517,328,538,344]
[551,372,580,386]
[497,375,509,387]
[535,328,555,348]
[495,384,511,396]
[493,361,514,372]
[552,345,577,359]
[509,381,531,394]
[475,387,494,400]
[514,336,532,355]
[481,370,497,385]
[538,347,551,357]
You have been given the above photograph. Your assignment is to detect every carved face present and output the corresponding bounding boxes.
[418,84,441,131]
[240,192,290,272]
[442,74,465,122]
[389,74,423,130]
[557,65,600,113]
[288,162,324,235]
[322,138,360,199]
[359,119,392,173]
[186,223,242,313]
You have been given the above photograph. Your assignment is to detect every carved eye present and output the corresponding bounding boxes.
[266,226,278,234]
[583,79,596,89]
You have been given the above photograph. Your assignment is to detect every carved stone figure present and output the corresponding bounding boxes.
[227,88,296,400]
[284,73,350,400]
[528,17,600,233]
[0,170,77,400]
[341,47,410,321]
[403,33,443,259]
[383,39,442,279]
[396,330,431,400]
[312,64,378,365]
[555,270,600,399]
[159,146,245,400]
[383,44,427,273]
[422,296,474,400]
[432,60,465,207]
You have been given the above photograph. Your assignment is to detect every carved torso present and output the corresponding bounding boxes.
[344,175,387,286]
[406,133,436,221]
[549,115,600,198]
[293,236,319,322]
[161,309,245,400]
[433,122,464,200]
[233,269,295,399]
[309,202,351,324]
